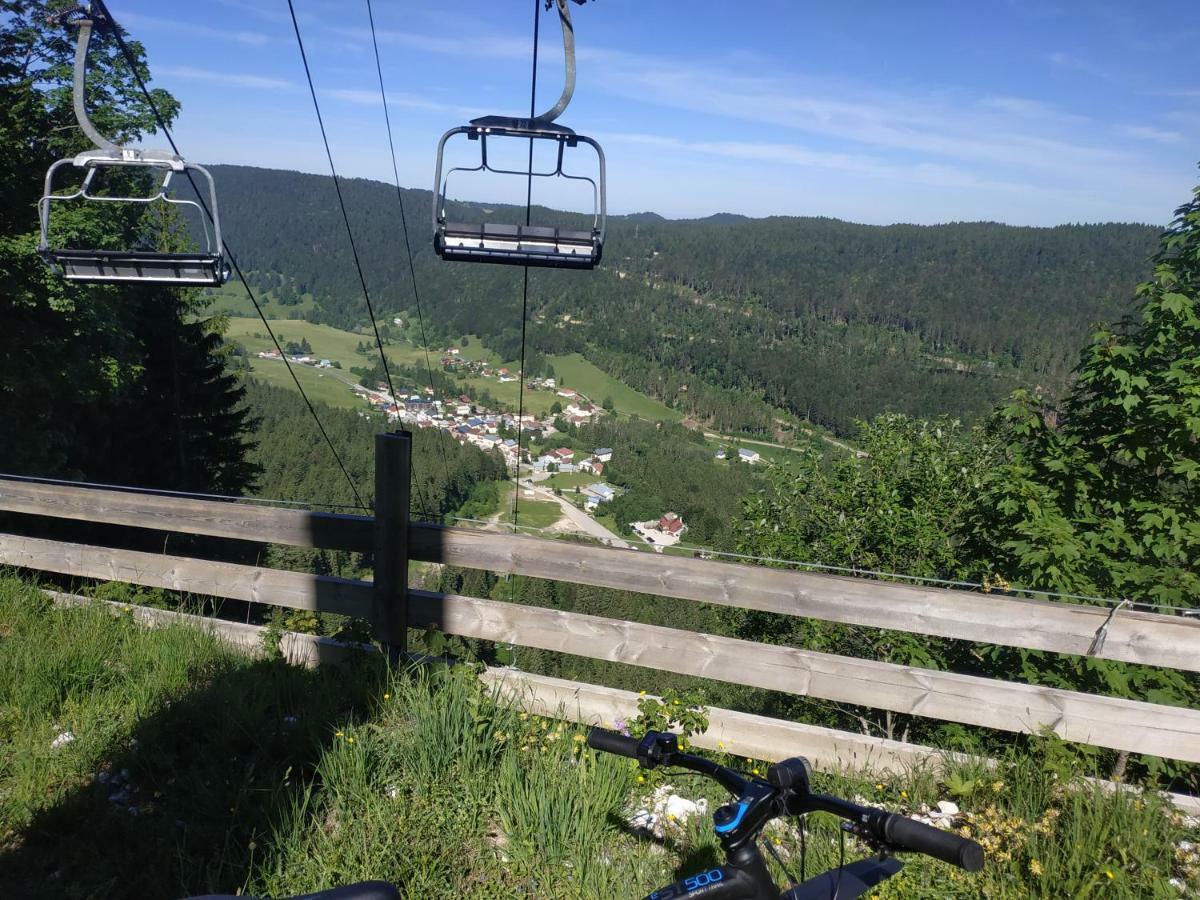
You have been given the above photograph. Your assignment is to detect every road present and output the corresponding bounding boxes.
[517,478,631,549]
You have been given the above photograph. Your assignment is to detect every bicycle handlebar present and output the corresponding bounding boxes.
[586,727,984,874]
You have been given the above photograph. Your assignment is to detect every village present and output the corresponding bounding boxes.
[255,345,704,551]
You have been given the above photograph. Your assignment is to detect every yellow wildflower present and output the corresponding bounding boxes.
[991,780,1004,793]
[1104,870,1114,881]
[1029,859,1043,876]
[383,693,391,701]
[875,783,884,791]
[335,731,344,737]
[637,775,645,783]
[347,737,355,744]
[900,790,908,799]
[573,734,586,743]
[718,741,725,749]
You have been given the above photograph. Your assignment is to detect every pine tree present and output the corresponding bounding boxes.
[0,3,256,493]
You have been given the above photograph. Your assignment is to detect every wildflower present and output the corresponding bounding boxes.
[1104,870,1114,880]
[991,780,1004,793]
[1029,859,1043,876]
[718,741,725,750]
[900,790,908,799]
[639,690,647,696]
[335,731,344,738]
[573,734,586,743]
[673,699,681,705]
[637,775,645,783]
[347,737,355,744]
[383,693,391,701]
[752,768,761,776]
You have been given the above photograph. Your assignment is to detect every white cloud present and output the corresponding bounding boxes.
[155,65,294,91]
[1118,125,1185,144]
[117,11,270,46]
[321,88,479,119]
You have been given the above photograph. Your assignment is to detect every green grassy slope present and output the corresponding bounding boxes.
[0,575,1193,898]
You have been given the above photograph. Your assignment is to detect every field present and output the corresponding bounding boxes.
[217,312,679,422]
[1,574,1193,898]
[497,488,565,530]
[548,353,682,422]
[204,277,317,318]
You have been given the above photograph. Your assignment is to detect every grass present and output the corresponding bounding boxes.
[1,573,1196,898]
[244,361,365,409]
[498,490,566,531]
[220,314,679,423]
[547,353,682,422]
[542,472,601,492]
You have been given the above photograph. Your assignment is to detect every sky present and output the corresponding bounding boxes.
[99,0,1200,226]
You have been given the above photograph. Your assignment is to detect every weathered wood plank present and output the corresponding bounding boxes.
[39,589,1200,815]
[409,525,1200,672]
[0,534,372,619]
[480,669,1200,815]
[4,478,1198,672]
[412,590,1200,762]
[0,477,372,551]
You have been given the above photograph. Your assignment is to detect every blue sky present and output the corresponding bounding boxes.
[107,0,1199,225]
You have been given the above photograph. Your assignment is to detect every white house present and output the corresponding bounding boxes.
[738,448,761,464]
[593,448,614,462]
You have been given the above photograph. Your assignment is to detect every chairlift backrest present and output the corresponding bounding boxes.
[432,0,606,270]
[37,6,230,287]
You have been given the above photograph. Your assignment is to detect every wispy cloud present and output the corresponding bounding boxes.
[118,11,270,46]
[1118,125,1185,144]
[321,88,479,119]
[326,25,529,61]
[1047,51,1115,81]
[155,65,294,91]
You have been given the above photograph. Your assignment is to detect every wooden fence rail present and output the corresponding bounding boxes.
[3,475,1200,772]
[3,477,1198,672]
[2,530,1199,762]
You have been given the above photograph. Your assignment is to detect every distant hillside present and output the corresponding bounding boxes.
[206,164,1160,434]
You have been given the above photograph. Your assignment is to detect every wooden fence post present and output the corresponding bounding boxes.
[373,431,411,663]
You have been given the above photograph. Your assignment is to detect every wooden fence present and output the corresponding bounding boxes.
[2,461,1200,797]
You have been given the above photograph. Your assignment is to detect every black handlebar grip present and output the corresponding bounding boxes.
[586,727,640,758]
[883,814,984,872]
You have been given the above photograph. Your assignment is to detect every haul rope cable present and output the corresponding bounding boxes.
[90,0,366,510]
[287,0,439,520]
[364,0,454,503]
[511,0,543,532]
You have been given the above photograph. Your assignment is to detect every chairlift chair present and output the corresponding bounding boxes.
[38,6,230,287]
[433,0,606,270]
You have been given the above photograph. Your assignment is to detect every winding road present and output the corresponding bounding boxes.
[517,478,631,548]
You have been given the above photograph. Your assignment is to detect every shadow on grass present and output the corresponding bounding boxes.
[0,647,388,899]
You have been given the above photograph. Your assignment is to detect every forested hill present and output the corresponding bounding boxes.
[207,164,1160,435]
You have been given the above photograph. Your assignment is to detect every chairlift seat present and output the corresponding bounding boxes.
[44,248,230,286]
[433,118,606,271]
[436,221,601,269]
[39,151,229,288]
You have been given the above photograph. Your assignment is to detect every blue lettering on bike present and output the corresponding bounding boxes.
[683,869,724,892]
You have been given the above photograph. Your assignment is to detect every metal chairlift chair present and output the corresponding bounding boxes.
[433,0,606,270]
[38,6,229,287]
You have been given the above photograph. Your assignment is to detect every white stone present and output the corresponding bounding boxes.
[50,731,74,749]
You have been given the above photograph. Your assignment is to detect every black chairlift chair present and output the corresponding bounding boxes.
[38,6,230,287]
[433,0,606,270]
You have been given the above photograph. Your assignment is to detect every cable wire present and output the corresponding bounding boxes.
[510,0,542,531]
[364,0,454,499]
[90,0,366,510]
[286,0,435,520]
